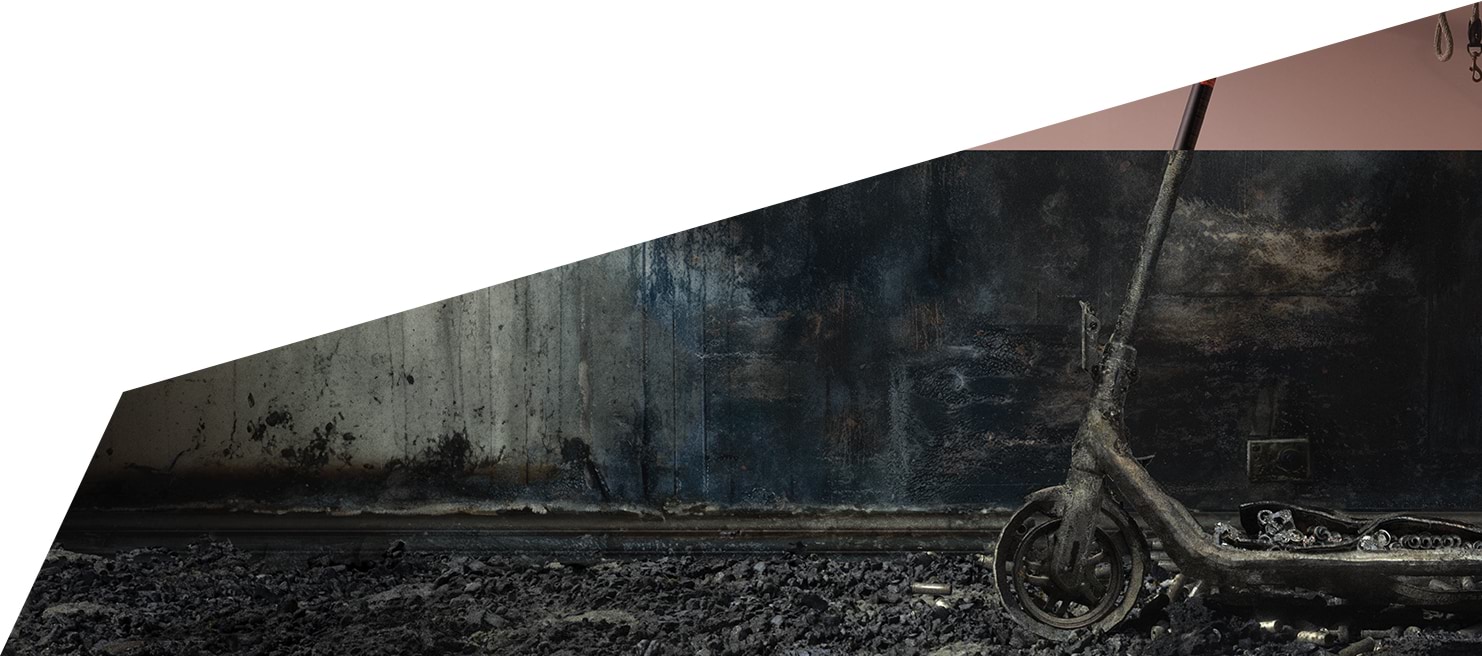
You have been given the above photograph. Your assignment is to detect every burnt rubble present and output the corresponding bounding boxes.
[6,542,1482,656]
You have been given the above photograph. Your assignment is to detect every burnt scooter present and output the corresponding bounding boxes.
[992,80,1482,640]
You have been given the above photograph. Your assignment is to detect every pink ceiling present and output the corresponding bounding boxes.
[981,11,1482,150]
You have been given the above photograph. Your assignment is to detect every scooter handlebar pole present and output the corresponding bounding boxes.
[1101,79,1216,355]
[1053,78,1216,582]
[1174,79,1216,151]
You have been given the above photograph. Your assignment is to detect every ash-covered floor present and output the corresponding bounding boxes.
[5,542,1481,656]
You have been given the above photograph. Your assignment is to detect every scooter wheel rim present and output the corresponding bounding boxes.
[1010,518,1127,631]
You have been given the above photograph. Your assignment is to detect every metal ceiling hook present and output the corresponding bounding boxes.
[1438,12,1454,61]
[1469,4,1482,81]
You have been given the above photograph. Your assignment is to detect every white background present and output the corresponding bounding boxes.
[0,1,1460,640]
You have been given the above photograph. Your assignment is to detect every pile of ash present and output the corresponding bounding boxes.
[5,542,1481,655]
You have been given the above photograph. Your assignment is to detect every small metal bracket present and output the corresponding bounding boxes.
[1247,438,1310,482]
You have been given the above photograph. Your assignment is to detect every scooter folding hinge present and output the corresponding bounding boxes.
[1078,300,1102,373]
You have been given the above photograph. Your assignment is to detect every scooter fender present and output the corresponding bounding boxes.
[1021,485,1069,513]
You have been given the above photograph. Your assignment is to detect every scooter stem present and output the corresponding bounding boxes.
[1099,150,1191,359]
[1051,79,1214,583]
[1104,78,1214,351]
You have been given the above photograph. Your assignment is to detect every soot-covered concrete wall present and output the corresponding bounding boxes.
[80,152,1482,512]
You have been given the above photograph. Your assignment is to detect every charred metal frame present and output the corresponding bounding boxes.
[996,79,1482,640]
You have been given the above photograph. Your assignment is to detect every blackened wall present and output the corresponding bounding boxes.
[81,152,1482,513]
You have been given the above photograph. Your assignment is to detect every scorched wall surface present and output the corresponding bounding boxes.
[80,152,1482,513]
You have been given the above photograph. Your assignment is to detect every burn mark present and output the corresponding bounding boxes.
[278,438,328,473]
[561,438,612,502]
[414,432,475,474]
[280,421,342,474]
[246,409,294,445]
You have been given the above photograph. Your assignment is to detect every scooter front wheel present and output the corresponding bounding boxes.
[992,487,1149,641]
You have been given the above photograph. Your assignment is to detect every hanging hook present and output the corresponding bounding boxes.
[1469,4,1482,82]
[1438,12,1454,61]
